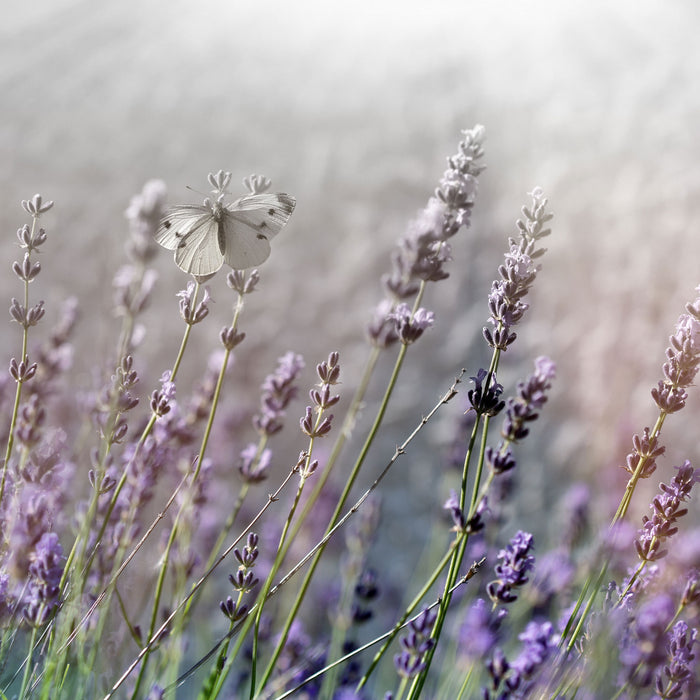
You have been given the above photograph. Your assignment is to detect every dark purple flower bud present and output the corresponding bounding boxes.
[467,369,505,417]
[219,596,248,622]
[219,326,245,350]
[355,569,380,600]
[229,569,259,593]
[485,443,516,474]
[444,489,467,530]
[390,303,435,344]
[10,356,37,383]
[394,608,437,679]
[487,531,535,605]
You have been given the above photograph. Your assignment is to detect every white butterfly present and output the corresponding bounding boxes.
[155,171,296,277]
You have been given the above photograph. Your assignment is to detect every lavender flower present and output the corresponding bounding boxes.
[177,282,212,325]
[382,126,485,300]
[24,531,64,625]
[467,368,505,417]
[457,597,506,661]
[652,287,700,414]
[237,443,272,484]
[252,352,305,437]
[619,593,675,689]
[501,356,555,442]
[367,127,485,344]
[388,304,434,345]
[635,461,700,563]
[487,531,535,605]
[622,427,666,479]
[483,622,556,700]
[299,351,340,442]
[483,188,551,350]
[655,620,697,699]
[394,607,437,679]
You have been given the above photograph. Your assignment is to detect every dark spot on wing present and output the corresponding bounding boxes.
[163,221,172,229]
[256,233,267,240]
[178,241,186,249]
[268,208,275,216]
[259,221,268,229]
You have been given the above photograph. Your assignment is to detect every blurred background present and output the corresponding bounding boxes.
[2,0,700,583]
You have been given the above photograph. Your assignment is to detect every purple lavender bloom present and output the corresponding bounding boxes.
[368,127,484,343]
[24,531,64,625]
[483,189,552,351]
[483,622,556,700]
[457,597,506,661]
[444,489,467,531]
[652,289,700,414]
[501,356,555,443]
[635,461,700,563]
[467,368,505,417]
[559,482,591,550]
[389,303,435,345]
[366,299,400,348]
[487,531,535,605]
[655,620,697,699]
[505,621,556,696]
[177,282,212,325]
[252,352,305,437]
[394,607,437,679]
[237,442,272,483]
[622,427,666,480]
[619,593,675,689]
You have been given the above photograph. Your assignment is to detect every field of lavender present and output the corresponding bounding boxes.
[2,1,700,698]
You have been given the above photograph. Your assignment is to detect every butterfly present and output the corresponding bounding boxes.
[155,171,296,277]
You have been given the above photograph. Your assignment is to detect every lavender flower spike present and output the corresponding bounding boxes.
[655,620,697,699]
[635,460,700,563]
[487,530,535,604]
[483,188,552,350]
[652,285,700,414]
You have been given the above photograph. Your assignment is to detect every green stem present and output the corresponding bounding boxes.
[257,342,409,688]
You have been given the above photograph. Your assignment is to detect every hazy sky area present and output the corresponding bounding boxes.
[2,0,700,534]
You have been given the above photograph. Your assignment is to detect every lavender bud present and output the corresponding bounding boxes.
[243,174,272,194]
[219,326,245,350]
[10,356,37,382]
[21,194,54,216]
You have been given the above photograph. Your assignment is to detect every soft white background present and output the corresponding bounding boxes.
[3,0,700,546]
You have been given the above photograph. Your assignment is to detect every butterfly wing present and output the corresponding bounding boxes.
[221,193,296,269]
[155,205,211,250]
[173,216,225,276]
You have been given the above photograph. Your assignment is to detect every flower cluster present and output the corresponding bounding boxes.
[635,461,700,563]
[394,608,437,679]
[483,188,551,350]
[367,126,485,348]
[487,531,535,605]
[652,288,700,414]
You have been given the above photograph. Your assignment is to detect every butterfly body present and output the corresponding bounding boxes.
[156,189,296,277]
